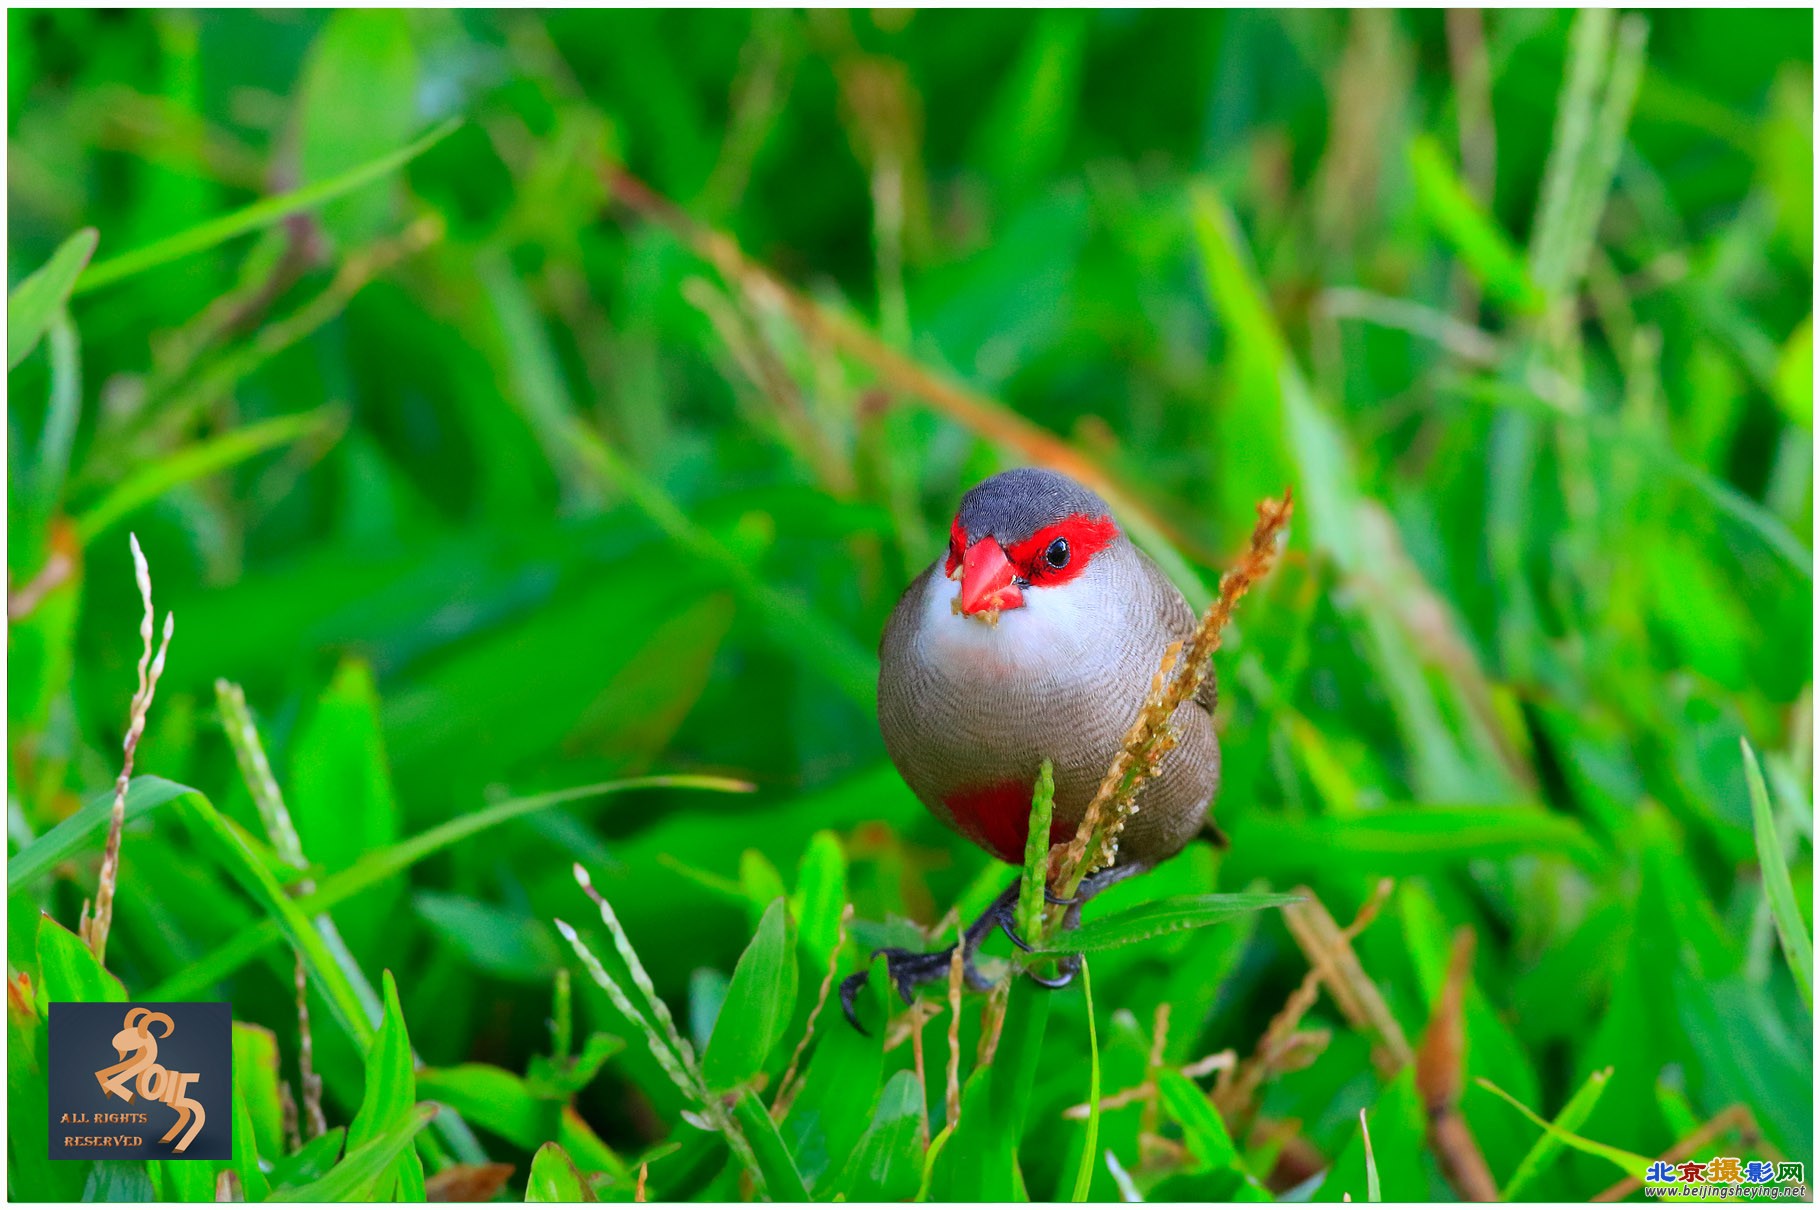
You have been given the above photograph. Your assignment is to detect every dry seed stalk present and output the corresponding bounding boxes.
[974,979,1010,1068]
[83,534,175,965]
[279,1081,300,1155]
[771,903,852,1121]
[945,945,965,1129]
[294,952,325,1140]
[1135,1002,1171,1168]
[1217,879,1396,1120]
[1052,491,1293,902]
[215,678,324,1139]
[910,1008,931,1149]
[1417,928,1495,1203]
[1062,1049,1234,1120]
[1592,1105,1765,1202]
[603,166,1218,567]
[1281,879,1411,1075]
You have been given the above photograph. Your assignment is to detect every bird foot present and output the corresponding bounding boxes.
[1023,954,1080,989]
[999,912,1082,988]
[839,943,994,1035]
[841,869,1144,1033]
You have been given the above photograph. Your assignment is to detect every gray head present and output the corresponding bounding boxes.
[953,467,1114,548]
[945,467,1124,617]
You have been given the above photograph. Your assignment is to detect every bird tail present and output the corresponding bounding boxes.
[1200,816,1231,849]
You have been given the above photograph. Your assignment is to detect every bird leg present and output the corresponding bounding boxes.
[841,879,1065,1034]
[840,866,1150,1032]
[999,862,1150,989]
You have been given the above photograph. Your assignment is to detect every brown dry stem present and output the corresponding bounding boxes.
[973,979,1010,1069]
[294,952,325,1141]
[1280,879,1411,1075]
[423,1164,516,1202]
[945,945,964,1129]
[1217,879,1397,1120]
[1592,1106,1767,1202]
[1051,490,1294,906]
[1062,1049,1234,1120]
[82,533,174,966]
[601,166,1219,567]
[1417,928,1496,1202]
[770,903,852,1122]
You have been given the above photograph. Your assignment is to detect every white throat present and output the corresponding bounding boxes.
[911,563,1104,681]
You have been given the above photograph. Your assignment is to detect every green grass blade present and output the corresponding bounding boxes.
[267,1128,346,1190]
[1157,1070,1240,1171]
[229,1064,274,1200]
[1744,738,1813,1008]
[32,309,83,520]
[144,775,750,1001]
[1030,893,1303,955]
[1360,1109,1381,1202]
[917,1124,955,1202]
[1474,1076,1651,1176]
[1407,137,1542,313]
[1069,957,1100,1202]
[35,915,127,1003]
[701,897,794,1092]
[8,227,97,368]
[8,775,199,892]
[307,776,751,914]
[1529,9,1614,297]
[928,980,1051,1200]
[1500,1067,1612,1199]
[231,1022,285,1165]
[525,1141,594,1202]
[731,1087,811,1202]
[565,429,879,708]
[277,1103,438,1201]
[553,920,699,1100]
[74,406,345,545]
[1017,760,1056,946]
[1229,805,1604,872]
[571,864,702,1077]
[167,790,379,1046]
[790,830,848,971]
[345,971,419,1199]
[72,118,459,296]
[833,1071,925,1202]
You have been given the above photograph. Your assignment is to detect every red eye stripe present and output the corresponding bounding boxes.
[945,517,967,577]
[1007,513,1120,585]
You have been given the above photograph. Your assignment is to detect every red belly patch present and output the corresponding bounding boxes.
[945,779,1071,864]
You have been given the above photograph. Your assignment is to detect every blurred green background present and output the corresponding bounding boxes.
[7,8,1814,1203]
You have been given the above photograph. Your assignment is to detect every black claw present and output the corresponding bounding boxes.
[839,970,872,1035]
[1044,888,1080,907]
[999,918,1034,952]
[1024,961,1076,990]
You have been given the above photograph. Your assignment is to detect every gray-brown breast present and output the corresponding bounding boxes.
[877,538,1219,867]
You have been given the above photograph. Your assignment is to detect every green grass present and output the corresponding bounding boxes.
[7,8,1813,1203]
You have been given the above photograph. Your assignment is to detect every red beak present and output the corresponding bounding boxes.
[959,537,1024,616]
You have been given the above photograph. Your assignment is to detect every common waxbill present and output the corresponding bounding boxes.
[842,466,1222,1030]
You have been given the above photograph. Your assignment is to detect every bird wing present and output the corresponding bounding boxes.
[1139,548,1218,716]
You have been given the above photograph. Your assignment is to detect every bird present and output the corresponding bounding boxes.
[842,466,1223,1031]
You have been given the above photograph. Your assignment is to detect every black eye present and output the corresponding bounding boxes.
[1044,537,1070,569]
